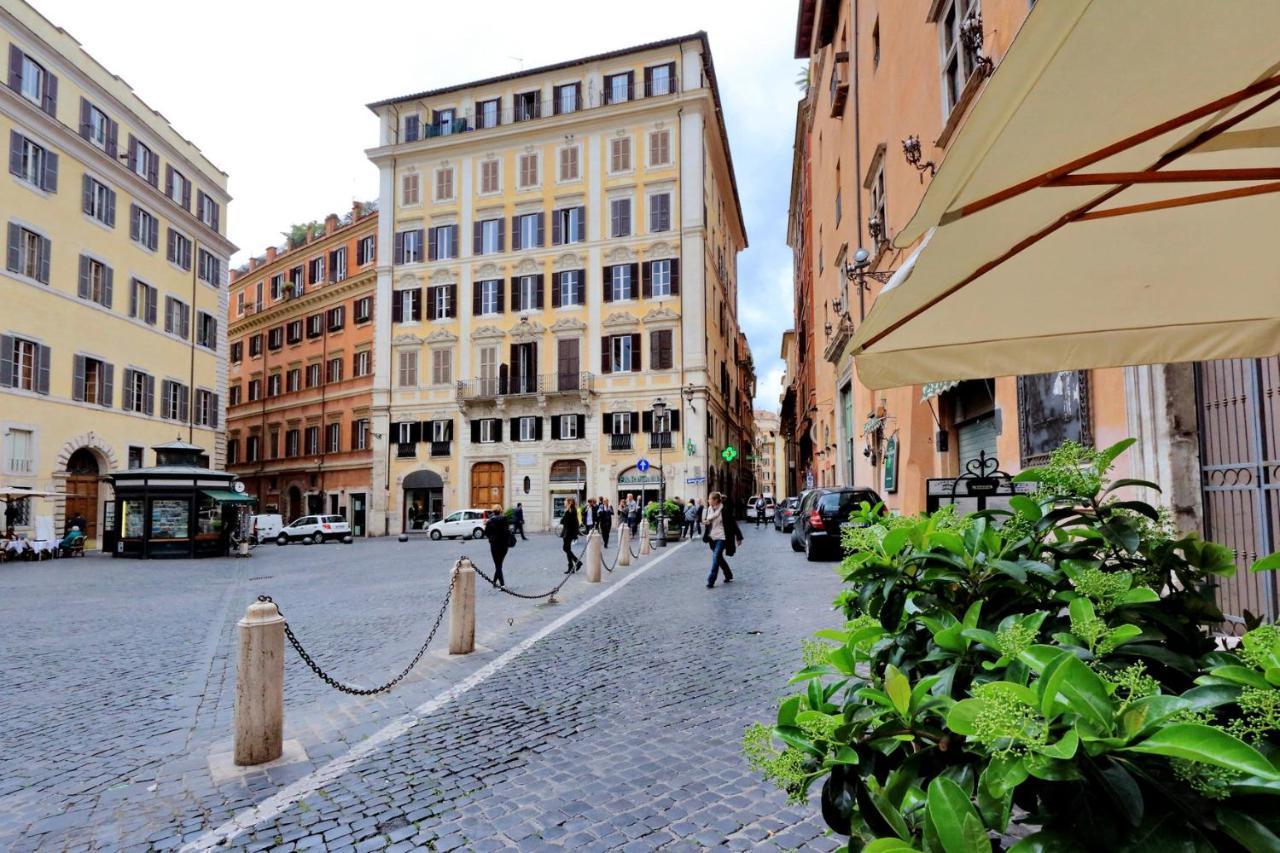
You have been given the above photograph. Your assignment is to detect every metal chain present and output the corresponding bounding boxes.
[470,560,574,601]
[260,588,452,696]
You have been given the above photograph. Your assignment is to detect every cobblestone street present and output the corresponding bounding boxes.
[1,526,843,851]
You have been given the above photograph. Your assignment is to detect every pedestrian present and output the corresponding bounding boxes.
[626,493,640,535]
[67,511,86,537]
[702,492,742,589]
[683,498,698,539]
[484,505,512,589]
[596,497,613,548]
[754,497,765,528]
[583,498,596,534]
[561,498,583,574]
[694,499,705,536]
[512,502,527,540]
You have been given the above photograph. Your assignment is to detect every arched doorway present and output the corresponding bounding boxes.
[549,459,586,523]
[403,469,444,531]
[287,485,303,521]
[470,462,504,509]
[65,448,100,540]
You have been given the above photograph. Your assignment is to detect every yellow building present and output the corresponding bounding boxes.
[366,32,749,532]
[752,409,785,501]
[1,1,233,546]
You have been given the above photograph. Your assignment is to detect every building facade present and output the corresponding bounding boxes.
[225,205,378,534]
[366,32,750,533]
[752,409,784,500]
[1,1,233,547]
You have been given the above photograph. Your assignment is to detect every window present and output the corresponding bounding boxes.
[397,350,418,387]
[553,206,584,245]
[649,193,672,232]
[353,419,370,450]
[228,383,241,406]
[430,420,450,444]
[870,159,888,247]
[397,421,414,448]
[429,225,457,260]
[554,83,580,115]
[648,130,671,167]
[246,434,261,463]
[72,355,110,406]
[285,429,300,458]
[197,191,220,231]
[649,259,674,297]
[609,335,634,372]
[131,138,157,186]
[308,256,326,285]
[83,101,113,152]
[5,224,50,283]
[305,426,320,455]
[197,249,221,286]
[940,0,981,115]
[192,389,217,428]
[354,296,372,323]
[609,198,632,237]
[650,328,674,370]
[16,52,51,110]
[429,284,454,320]
[128,445,143,470]
[10,133,56,192]
[557,270,583,307]
[287,319,303,344]
[873,17,881,65]
[268,432,279,460]
[84,176,116,226]
[248,334,262,357]
[560,414,578,440]
[267,327,284,351]
[517,275,540,312]
[161,380,189,422]
[476,98,500,129]
[479,419,497,443]
[330,246,348,282]
[608,264,634,301]
[326,357,343,384]
[131,205,159,251]
[480,159,500,194]
[558,145,580,181]
[476,279,501,315]
[612,411,632,434]
[514,212,543,250]
[305,363,321,388]
[403,113,420,142]
[431,349,452,385]
[123,369,153,413]
[77,256,112,307]
[196,312,217,349]
[478,346,497,395]
[230,341,243,363]
[434,167,454,201]
[167,167,190,209]
[645,63,676,97]
[353,350,371,377]
[328,306,345,332]
[164,296,190,340]
[518,153,538,188]
[398,229,423,263]
[286,368,301,393]
[517,416,538,442]
[514,90,540,122]
[433,108,457,135]
[604,72,633,104]
[307,313,324,338]
[609,136,632,173]
[327,422,341,453]
[476,218,503,255]
[267,373,281,397]
[247,378,261,401]
[167,229,192,270]
[357,235,376,266]
[289,266,304,295]
[395,288,421,323]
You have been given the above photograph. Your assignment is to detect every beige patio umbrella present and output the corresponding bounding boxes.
[848,0,1280,390]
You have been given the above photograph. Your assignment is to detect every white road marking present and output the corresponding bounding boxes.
[182,542,690,851]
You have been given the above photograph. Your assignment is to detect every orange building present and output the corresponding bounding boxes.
[226,204,379,533]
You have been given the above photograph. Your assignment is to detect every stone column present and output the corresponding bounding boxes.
[639,521,652,556]
[233,598,286,766]
[449,557,476,655]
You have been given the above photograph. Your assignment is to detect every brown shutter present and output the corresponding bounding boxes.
[630,264,640,299]
[77,254,90,298]
[510,216,521,251]
[641,261,652,299]
[181,173,190,209]
[535,274,544,309]
[576,206,586,242]
[535,212,545,247]
[551,272,561,308]
[601,336,612,373]
[552,209,562,246]
[392,291,403,323]
[79,97,91,140]
[644,66,653,97]
[496,278,505,313]
[630,333,642,372]
[448,283,457,318]
[510,277,519,312]
[427,227,437,261]
[7,129,19,177]
[602,266,613,302]
[411,288,422,321]
[80,174,93,214]
[393,231,404,264]
[106,119,119,159]
[7,45,21,91]
[42,72,57,117]
[473,221,482,255]
[670,259,681,295]
[473,281,483,315]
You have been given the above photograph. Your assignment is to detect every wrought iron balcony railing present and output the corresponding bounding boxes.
[610,433,634,451]
[456,372,594,401]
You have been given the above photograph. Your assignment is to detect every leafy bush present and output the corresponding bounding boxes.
[746,439,1280,851]
[644,499,683,523]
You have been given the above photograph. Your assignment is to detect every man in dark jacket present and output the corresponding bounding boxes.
[483,507,511,588]
[595,497,614,547]
[512,503,527,540]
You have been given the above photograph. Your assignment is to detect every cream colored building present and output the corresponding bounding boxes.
[366,32,750,532]
[1,1,233,546]
[752,409,784,500]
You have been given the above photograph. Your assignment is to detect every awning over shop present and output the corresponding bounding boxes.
[201,490,255,503]
[849,0,1280,390]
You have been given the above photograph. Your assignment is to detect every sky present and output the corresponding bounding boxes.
[35,0,803,411]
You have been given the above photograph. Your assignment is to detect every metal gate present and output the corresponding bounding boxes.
[1196,357,1280,633]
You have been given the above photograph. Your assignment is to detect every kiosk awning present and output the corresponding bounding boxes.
[202,489,255,503]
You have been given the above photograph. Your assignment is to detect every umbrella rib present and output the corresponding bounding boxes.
[1047,168,1280,186]
[1075,180,1280,222]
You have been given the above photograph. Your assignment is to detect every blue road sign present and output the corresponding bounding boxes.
[637,459,651,472]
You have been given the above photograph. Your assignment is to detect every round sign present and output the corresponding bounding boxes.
[233,481,246,493]
[721,446,738,463]
[637,459,651,472]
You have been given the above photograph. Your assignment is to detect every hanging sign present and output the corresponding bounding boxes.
[883,434,899,494]
[721,446,738,463]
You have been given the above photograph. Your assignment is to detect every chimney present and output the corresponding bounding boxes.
[352,200,364,221]
[248,256,259,272]
[325,213,339,234]
[266,246,278,262]
[230,268,239,284]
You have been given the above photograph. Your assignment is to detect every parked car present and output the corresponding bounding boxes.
[790,487,883,561]
[427,509,492,540]
[773,497,801,532]
[276,515,353,545]
[250,513,283,544]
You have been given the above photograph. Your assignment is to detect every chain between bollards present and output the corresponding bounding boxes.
[469,559,573,602]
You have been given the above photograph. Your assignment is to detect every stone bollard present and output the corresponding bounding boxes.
[657,517,668,548]
[234,598,286,766]
[585,530,602,583]
[618,526,632,567]
[640,523,652,556]
[449,558,476,655]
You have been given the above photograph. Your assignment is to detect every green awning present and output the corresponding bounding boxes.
[202,489,255,503]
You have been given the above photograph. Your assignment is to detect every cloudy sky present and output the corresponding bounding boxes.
[36,0,803,411]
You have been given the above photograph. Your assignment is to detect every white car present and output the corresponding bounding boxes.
[427,509,491,540]
[276,515,353,545]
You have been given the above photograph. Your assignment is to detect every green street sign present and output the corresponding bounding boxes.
[686,438,696,457]
[721,446,738,463]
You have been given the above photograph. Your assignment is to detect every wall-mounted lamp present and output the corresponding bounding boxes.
[902,135,936,181]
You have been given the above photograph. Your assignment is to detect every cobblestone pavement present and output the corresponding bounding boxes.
[0,525,845,850]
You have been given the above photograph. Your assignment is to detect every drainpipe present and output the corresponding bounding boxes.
[189,239,199,443]
[852,0,865,322]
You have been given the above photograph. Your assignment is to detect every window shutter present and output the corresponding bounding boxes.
[36,344,51,395]
[179,384,190,422]
[602,413,612,435]
[411,288,422,321]
[550,416,561,440]
[641,261,652,299]
[146,148,158,187]
[644,66,653,97]
[42,72,57,117]
[535,274,544,309]
[496,278,506,313]
[508,417,519,438]
[630,411,641,433]
[392,291,403,323]
[8,129,21,177]
[449,226,458,259]
[102,363,114,409]
[470,419,481,443]
[129,204,139,242]
[5,223,18,273]
[576,414,586,437]
[472,281,482,315]
[509,277,519,312]
[447,283,457,318]
[427,227,437,262]
[409,422,421,443]
[576,206,586,242]
[642,410,653,433]
[77,254,90,299]
[602,267,613,302]
[510,216,520,251]
[670,259,681,295]
[552,211,562,246]
[393,231,404,265]
[38,236,50,284]
[166,228,175,263]
[181,173,190,209]
[497,218,505,252]
[534,417,543,440]
[210,392,218,427]
[473,221,482,255]
[551,273,562,308]
[105,187,116,227]
[164,165,172,197]
[103,266,113,308]
[493,419,503,442]
[146,288,157,325]
[72,354,85,401]
[7,45,22,91]
[106,119,118,159]
[601,336,612,373]
[41,150,57,192]
[629,264,640,298]
[535,213,545,247]
[631,332,642,372]
[121,369,133,411]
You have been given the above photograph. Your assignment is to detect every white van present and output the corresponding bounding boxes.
[250,514,283,544]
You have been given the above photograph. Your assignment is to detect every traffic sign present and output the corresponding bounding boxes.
[637,458,651,472]
[721,446,738,463]
[685,476,706,484]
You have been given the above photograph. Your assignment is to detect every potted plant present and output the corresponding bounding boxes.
[745,439,1280,850]
[644,499,683,539]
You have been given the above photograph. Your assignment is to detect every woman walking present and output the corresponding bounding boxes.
[484,504,512,588]
[702,492,742,589]
[561,498,583,574]
[596,497,613,547]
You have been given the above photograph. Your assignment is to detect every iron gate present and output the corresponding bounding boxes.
[1196,357,1280,633]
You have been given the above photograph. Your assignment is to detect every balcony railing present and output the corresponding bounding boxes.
[402,78,681,144]
[457,372,594,402]
[430,441,451,457]
[649,432,674,450]
[610,434,634,451]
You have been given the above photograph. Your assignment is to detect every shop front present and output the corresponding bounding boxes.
[402,469,444,532]
[617,466,663,508]
[548,459,586,526]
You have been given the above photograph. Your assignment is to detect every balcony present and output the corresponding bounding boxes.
[457,372,594,409]
[649,432,674,450]
[430,441,451,457]
[610,434,634,452]
[401,79,681,145]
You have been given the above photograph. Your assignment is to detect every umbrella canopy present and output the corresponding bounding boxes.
[849,0,1280,390]
[0,487,62,500]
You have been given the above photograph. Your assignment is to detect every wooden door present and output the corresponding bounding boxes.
[471,462,505,508]
[65,476,98,539]
[557,338,580,391]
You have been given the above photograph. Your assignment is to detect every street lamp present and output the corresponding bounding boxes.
[652,397,668,547]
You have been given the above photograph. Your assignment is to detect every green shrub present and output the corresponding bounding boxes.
[746,439,1280,851]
